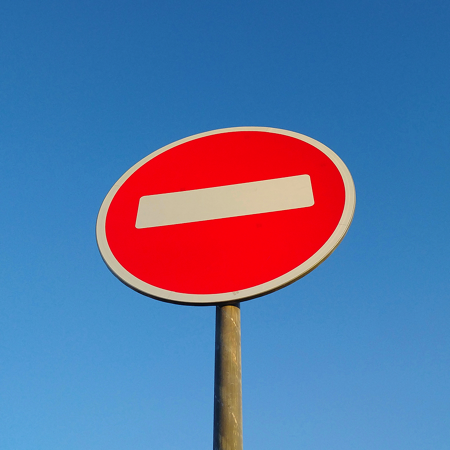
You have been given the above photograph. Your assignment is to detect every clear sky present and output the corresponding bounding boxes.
[1,1,449,449]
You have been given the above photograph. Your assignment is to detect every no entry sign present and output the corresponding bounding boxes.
[96,127,355,305]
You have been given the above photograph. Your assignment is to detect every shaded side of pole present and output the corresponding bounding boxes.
[213,303,243,450]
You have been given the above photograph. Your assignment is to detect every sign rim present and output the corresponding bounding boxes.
[96,127,356,305]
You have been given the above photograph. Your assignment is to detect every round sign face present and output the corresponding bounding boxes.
[96,127,355,305]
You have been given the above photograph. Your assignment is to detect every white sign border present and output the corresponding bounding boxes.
[96,127,356,305]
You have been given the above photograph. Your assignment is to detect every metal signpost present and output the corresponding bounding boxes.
[96,127,356,450]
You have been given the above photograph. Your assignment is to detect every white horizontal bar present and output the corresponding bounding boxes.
[135,174,314,229]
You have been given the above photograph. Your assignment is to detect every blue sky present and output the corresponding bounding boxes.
[1,1,449,449]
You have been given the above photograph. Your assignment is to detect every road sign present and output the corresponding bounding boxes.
[96,127,355,305]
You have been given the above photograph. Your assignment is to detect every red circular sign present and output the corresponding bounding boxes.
[97,127,355,305]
